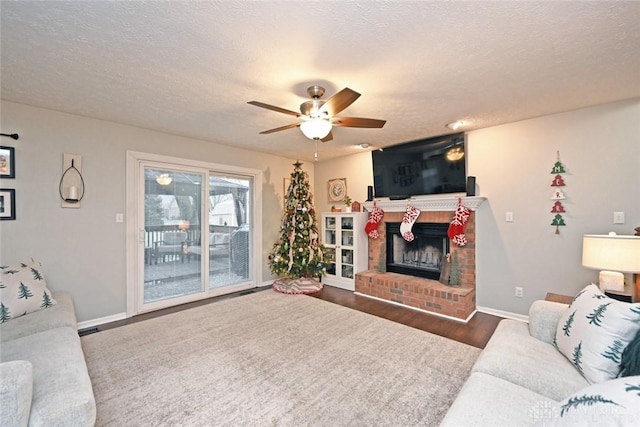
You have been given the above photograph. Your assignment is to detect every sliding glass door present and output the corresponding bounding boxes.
[143,167,204,305]
[128,153,258,315]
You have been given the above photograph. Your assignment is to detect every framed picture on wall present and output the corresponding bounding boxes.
[0,146,15,178]
[0,188,16,220]
[328,178,347,202]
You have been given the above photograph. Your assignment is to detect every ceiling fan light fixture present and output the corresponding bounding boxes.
[446,147,465,161]
[156,173,172,186]
[300,118,332,140]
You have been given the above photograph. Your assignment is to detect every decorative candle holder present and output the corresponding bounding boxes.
[59,154,85,208]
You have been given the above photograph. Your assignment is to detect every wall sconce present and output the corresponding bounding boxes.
[59,153,85,208]
[582,232,640,292]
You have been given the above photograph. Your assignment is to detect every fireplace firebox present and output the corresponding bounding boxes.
[385,222,450,280]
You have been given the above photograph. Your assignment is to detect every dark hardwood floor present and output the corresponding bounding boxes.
[310,285,502,349]
[82,285,502,348]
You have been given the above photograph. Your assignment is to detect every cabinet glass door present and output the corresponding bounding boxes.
[341,248,354,279]
[324,216,337,275]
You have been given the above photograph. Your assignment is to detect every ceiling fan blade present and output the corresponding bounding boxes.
[321,131,333,143]
[319,88,361,116]
[333,117,386,128]
[258,122,300,134]
[247,101,300,117]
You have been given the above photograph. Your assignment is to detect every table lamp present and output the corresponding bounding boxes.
[582,232,640,293]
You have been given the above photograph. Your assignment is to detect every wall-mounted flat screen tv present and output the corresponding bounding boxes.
[372,133,466,199]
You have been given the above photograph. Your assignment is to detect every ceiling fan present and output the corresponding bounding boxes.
[247,85,386,142]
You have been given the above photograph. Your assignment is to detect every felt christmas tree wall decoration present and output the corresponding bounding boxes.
[551,200,566,213]
[551,213,566,234]
[448,198,471,246]
[551,174,566,187]
[268,161,329,293]
[551,160,566,174]
[364,202,384,238]
[549,151,568,234]
[400,204,421,241]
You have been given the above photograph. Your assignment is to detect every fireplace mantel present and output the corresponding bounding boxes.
[362,196,486,213]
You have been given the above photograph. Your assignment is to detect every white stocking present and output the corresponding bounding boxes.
[400,205,421,241]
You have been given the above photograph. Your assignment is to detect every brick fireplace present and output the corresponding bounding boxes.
[357,197,485,322]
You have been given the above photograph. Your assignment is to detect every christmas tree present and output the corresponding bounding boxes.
[269,161,328,282]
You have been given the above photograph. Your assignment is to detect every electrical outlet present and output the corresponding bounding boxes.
[613,211,625,224]
[515,287,524,298]
[505,212,514,222]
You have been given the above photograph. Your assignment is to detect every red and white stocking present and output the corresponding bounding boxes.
[365,204,384,239]
[448,198,470,246]
[400,204,421,241]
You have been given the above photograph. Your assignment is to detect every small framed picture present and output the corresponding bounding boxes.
[0,146,15,178]
[328,178,347,202]
[0,189,16,220]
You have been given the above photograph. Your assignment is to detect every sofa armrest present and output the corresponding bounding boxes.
[0,360,33,427]
[528,300,569,344]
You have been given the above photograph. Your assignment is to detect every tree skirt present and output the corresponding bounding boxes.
[272,277,323,295]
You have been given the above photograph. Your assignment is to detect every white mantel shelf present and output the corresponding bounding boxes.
[362,196,487,212]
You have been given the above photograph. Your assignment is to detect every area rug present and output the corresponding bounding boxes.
[81,289,480,426]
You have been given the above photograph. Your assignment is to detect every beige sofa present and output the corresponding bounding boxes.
[441,296,640,425]
[0,292,96,426]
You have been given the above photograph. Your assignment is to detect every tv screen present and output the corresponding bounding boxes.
[372,133,466,199]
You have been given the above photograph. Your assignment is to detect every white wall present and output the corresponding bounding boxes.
[0,101,307,322]
[314,152,374,213]
[315,98,640,315]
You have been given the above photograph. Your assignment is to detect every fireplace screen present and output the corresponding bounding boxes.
[386,222,449,280]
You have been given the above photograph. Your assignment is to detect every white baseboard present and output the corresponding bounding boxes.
[477,306,528,323]
[77,312,127,330]
[354,292,475,323]
[80,283,274,330]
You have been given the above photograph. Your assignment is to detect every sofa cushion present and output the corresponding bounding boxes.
[554,284,640,384]
[529,300,569,344]
[0,292,76,343]
[1,327,96,426]
[162,231,187,246]
[0,360,33,427]
[473,319,589,400]
[541,375,640,426]
[440,372,557,427]
[0,260,57,323]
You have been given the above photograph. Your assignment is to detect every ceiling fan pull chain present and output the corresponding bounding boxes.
[314,139,318,161]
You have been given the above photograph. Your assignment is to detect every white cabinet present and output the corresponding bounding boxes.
[321,212,368,291]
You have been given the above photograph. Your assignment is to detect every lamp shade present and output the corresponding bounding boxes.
[299,118,332,140]
[582,234,640,273]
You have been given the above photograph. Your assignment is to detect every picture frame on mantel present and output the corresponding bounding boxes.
[328,178,347,202]
[0,188,16,220]
[0,146,15,178]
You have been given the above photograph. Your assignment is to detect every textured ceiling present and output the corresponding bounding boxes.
[1,1,639,162]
